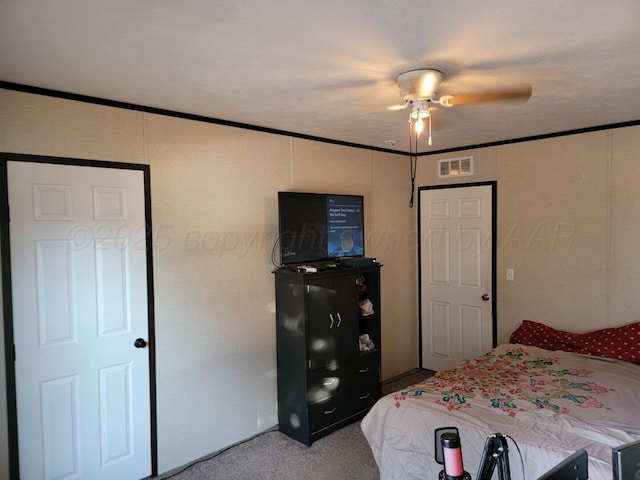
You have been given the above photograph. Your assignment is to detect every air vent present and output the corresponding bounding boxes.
[438,156,473,178]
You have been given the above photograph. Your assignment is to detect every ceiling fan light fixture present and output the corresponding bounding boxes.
[410,100,431,120]
[414,117,424,135]
[409,103,431,140]
[411,110,430,119]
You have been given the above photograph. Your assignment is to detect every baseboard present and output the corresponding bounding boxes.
[382,367,430,385]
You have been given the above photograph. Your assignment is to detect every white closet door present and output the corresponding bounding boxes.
[420,184,494,371]
[8,161,152,480]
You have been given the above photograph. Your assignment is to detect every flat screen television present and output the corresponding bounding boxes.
[278,191,365,265]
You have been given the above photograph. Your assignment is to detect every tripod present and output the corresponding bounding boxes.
[476,433,511,480]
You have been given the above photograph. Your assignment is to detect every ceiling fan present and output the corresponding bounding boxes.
[391,68,532,110]
[389,68,532,146]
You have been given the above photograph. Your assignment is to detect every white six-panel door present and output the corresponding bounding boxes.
[8,161,151,480]
[419,185,494,371]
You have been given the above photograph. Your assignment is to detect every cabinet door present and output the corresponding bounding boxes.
[332,274,359,361]
[307,275,358,370]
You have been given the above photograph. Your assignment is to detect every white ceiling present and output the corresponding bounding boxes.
[1,0,640,153]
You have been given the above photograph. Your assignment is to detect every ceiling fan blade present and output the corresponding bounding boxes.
[443,85,532,106]
[387,102,408,111]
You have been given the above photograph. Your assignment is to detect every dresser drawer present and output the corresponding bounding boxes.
[356,352,381,411]
[357,352,380,382]
[356,380,381,411]
[309,394,349,432]
[308,366,350,404]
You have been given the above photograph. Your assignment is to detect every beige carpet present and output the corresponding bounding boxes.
[157,369,434,480]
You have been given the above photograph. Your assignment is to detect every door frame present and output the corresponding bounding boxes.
[417,181,497,368]
[0,152,158,479]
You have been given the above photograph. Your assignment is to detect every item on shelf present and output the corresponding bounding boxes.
[359,298,374,316]
[359,333,375,351]
[296,265,317,273]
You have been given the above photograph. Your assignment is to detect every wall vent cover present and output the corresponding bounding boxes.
[438,156,473,178]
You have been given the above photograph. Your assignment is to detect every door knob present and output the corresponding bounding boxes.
[134,338,148,348]
[481,294,490,301]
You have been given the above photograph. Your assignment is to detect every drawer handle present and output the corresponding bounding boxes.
[324,408,337,415]
[359,368,369,373]
[360,393,370,400]
[336,312,342,327]
[329,313,334,328]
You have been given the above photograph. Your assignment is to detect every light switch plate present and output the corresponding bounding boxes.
[506,268,514,281]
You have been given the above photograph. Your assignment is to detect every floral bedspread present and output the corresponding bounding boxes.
[363,344,640,480]
[393,346,615,418]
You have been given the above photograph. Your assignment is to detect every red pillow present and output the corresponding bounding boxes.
[510,320,640,363]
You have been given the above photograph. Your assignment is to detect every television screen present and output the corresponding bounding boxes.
[278,192,364,265]
[326,194,365,258]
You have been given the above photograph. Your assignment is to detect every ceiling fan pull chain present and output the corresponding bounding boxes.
[409,120,417,208]
[428,107,432,146]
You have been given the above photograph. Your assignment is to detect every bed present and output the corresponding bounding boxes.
[361,321,640,480]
